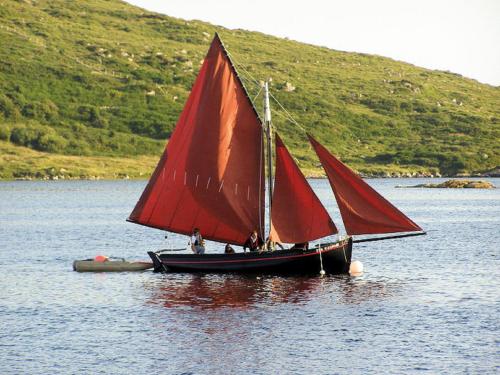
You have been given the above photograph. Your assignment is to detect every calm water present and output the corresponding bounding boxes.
[0,179,499,374]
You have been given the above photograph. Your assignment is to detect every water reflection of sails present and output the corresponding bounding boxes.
[146,274,402,309]
[145,275,321,309]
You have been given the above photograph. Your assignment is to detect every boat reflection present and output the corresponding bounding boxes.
[144,273,402,310]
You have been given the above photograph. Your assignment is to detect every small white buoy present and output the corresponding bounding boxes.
[349,260,364,276]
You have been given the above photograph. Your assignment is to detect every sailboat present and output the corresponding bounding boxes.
[127,33,425,275]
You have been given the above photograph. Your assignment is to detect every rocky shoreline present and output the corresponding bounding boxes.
[7,167,500,181]
[9,168,135,181]
[359,170,500,179]
[11,174,134,181]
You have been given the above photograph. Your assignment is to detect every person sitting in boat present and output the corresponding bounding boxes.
[265,237,284,252]
[224,243,235,254]
[243,230,264,253]
[291,242,309,250]
[190,228,205,255]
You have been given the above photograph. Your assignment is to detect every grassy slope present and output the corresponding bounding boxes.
[0,140,158,179]
[0,0,499,179]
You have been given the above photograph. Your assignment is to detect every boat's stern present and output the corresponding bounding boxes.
[319,237,352,274]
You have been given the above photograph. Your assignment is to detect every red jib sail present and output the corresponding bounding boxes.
[308,135,422,235]
[270,134,337,243]
[128,34,265,245]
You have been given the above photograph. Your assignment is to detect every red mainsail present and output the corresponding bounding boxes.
[270,134,337,243]
[128,35,265,245]
[308,135,422,235]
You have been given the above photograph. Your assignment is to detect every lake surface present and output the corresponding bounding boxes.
[0,179,498,374]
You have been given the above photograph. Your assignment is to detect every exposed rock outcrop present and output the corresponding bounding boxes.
[397,179,495,189]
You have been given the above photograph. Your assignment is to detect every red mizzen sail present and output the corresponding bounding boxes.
[270,134,337,243]
[308,135,422,235]
[128,34,265,245]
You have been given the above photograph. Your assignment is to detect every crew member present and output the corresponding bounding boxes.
[190,228,205,255]
[243,230,264,252]
[224,243,235,254]
[265,237,284,251]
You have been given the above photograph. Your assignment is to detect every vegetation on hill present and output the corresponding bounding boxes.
[0,140,158,180]
[0,0,499,179]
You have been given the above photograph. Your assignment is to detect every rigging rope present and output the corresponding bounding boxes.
[268,100,307,134]
[268,93,307,134]
[252,85,263,103]
[318,243,326,276]
[228,51,308,135]
[226,51,260,85]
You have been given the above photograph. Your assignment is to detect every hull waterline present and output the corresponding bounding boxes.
[148,238,352,275]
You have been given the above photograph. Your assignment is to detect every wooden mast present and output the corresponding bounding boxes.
[263,81,273,235]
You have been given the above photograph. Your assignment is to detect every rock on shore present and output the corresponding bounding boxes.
[397,179,495,189]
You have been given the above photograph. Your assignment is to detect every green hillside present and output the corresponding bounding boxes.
[1,0,499,179]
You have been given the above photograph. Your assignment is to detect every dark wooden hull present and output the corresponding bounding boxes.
[148,238,352,275]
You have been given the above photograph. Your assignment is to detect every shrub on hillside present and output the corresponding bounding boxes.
[360,97,399,114]
[21,100,59,121]
[10,125,40,147]
[10,124,67,152]
[71,122,88,136]
[36,133,68,152]
[77,105,108,128]
[40,99,59,121]
[0,125,11,141]
[0,94,21,120]
[438,154,466,174]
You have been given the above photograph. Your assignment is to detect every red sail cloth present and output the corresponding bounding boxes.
[308,135,422,235]
[270,134,338,243]
[128,35,265,245]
